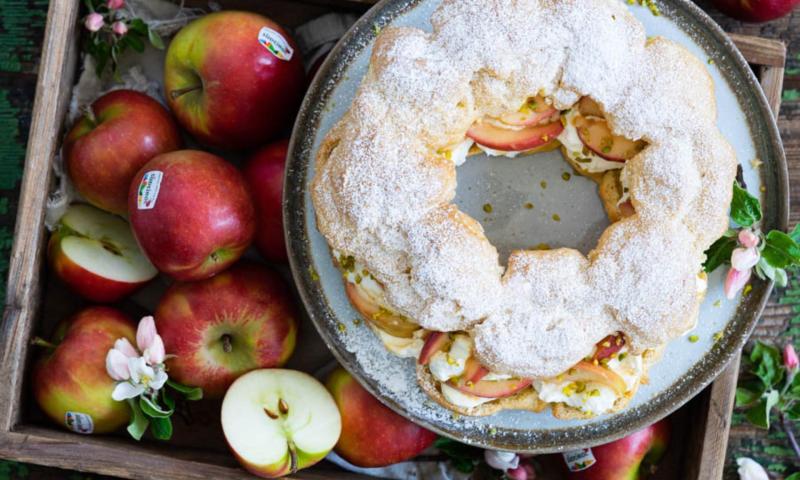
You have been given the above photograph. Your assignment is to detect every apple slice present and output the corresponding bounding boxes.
[418,331,450,365]
[573,115,646,162]
[593,334,626,361]
[222,369,342,478]
[448,375,533,399]
[467,120,564,152]
[49,204,158,303]
[619,200,635,218]
[344,282,419,338]
[561,361,627,396]
[577,96,605,118]
[460,356,490,384]
[498,96,560,127]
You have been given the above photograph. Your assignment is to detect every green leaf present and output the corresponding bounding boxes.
[730,182,762,227]
[745,389,779,428]
[126,399,149,441]
[434,437,481,474]
[162,388,175,411]
[786,473,800,480]
[139,395,173,418]
[125,34,145,53]
[785,402,800,421]
[762,230,800,269]
[750,341,784,389]
[129,19,147,35]
[789,224,800,244]
[147,28,165,50]
[167,380,203,401]
[775,268,789,288]
[736,386,763,407]
[703,236,737,273]
[150,416,173,441]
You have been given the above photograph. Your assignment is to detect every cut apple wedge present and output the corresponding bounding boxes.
[467,120,564,152]
[593,334,626,361]
[577,96,604,118]
[574,115,646,162]
[560,361,627,396]
[460,356,490,383]
[48,203,158,303]
[448,374,532,399]
[498,96,560,127]
[418,331,450,365]
[344,282,419,338]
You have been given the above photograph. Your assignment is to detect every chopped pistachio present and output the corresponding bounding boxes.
[524,202,534,209]
[540,180,548,189]
[337,322,347,333]
[713,331,723,342]
[552,214,561,222]
[688,334,699,343]
[483,203,493,213]
[562,172,572,181]
[308,267,320,282]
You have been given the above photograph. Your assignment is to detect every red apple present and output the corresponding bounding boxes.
[155,262,298,398]
[326,367,436,467]
[128,150,255,281]
[561,419,671,479]
[32,306,135,434]
[710,0,799,22]
[49,203,158,303]
[467,121,564,152]
[243,139,288,263]
[64,90,181,214]
[164,11,305,150]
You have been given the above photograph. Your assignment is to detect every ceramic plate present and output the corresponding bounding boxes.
[285,0,788,451]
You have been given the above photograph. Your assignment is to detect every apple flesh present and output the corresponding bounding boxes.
[498,96,560,126]
[32,306,136,434]
[243,139,288,263]
[49,204,158,303]
[448,375,533,399]
[418,331,450,365]
[710,0,799,23]
[563,419,671,479]
[128,150,255,281]
[344,282,419,338]
[155,262,298,398]
[592,334,625,361]
[467,120,564,152]
[573,115,645,162]
[460,356,490,384]
[326,367,436,467]
[221,369,341,478]
[164,11,306,150]
[64,89,181,214]
[559,362,627,396]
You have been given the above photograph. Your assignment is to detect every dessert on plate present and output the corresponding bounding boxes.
[311,0,737,419]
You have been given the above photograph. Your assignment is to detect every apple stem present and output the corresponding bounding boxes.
[169,85,202,100]
[781,412,800,461]
[31,337,57,350]
[288,441,298,475]
[221,334,233,353]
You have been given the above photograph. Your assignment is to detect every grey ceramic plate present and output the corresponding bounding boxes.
[285,0,788,452]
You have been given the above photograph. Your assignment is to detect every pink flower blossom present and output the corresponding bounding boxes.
[506,461,536,480]
[484,450,519,472]
[731,247,760,271]
[136,316,157,352]
[106,347,131,381]
[107,0,124,9]
[111,21,127,36]
[738,229,760,249]
[113,337,138,358]
[784,344,799,371]
[144,334,165,365]
[84,13,104,32]
[724,268,751,299]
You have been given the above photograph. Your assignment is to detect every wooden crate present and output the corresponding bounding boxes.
[0,0,786,477]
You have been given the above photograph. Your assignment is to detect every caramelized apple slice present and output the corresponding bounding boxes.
[573,115,646,162]
[460,356,490,384]
[619,200,635,218]
[467,121,564,152]
[499,96,560,127]
[577,96,604,118]
[344,282,419,338]
[560,361,627,396]
[448,376,533,399]
[593,334,625,361]
[418,331,450,365]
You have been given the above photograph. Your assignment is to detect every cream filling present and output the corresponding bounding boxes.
[618,166,631,206]
[558,110,625,173]
[374,328,425,358]
[429,334,472,381]
[440,383,493,408]
[476,143,524,158]
[447,139,474,166]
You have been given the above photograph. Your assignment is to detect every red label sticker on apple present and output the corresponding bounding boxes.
[562,448,596,471]
[258,27,294,61]
[137,171,163,210]
[65,411,94,434]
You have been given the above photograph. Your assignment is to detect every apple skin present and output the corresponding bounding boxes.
[564,419,671,479]
[155,262,298,398]
[128,150,256,281]
[164,11,305,150]
[243,139,288,263]
[710,0,799,23]
[326,367,437,467]
[32,306,135,434]
[64,90,181,214]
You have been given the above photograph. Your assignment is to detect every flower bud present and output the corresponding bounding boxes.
[107,0,124,9]
[736,457,768,480]
[484,450,520,472]
[784,344,799,372]
[105,348,131,381]
[84,13,104,32]
[136,316,157,352]
[724,267,751,300]
[738,229,760,249]
[111,21,128,36]
[731,247,759,271]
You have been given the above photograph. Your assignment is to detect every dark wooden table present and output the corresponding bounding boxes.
[0,1,798,479]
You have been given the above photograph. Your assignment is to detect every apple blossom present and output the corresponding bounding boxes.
[739,229,760,249]
[111,21,128,36]
[111,357,168,401]
[731,247,760,271]
[784,344,799,372]
[736,457,768,480]
[506,461,536,480]
[136,316,157,352]
[105,348,131,381]
[144,334,165,365]
[113,337,138,358]
[84,13,104,32]
[107,0,124,9]
[724,267,751,299]
[484,450,520,472]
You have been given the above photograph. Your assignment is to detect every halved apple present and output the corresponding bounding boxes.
[573,115,646,162]
[467,120,564,152]
[418,331,450,365]
[221,369,341,478]
[344,282,419,338]
[560,361,627,396]
[447,376,533,399]
[593,334,626,361]
[498,96,560,127]
[48,203,158,303]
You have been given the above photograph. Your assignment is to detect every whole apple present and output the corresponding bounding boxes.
[128,150,255,281]
[561,419,671,479]
[243,139,288,263]
[710,0,799,22]
[64,89,181,214]
[164,11,305,150]
[49,203,158,303]
[222,369,341,478]
[155,262,298,397]
[32,306,135,434]
[326,366,437,467]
